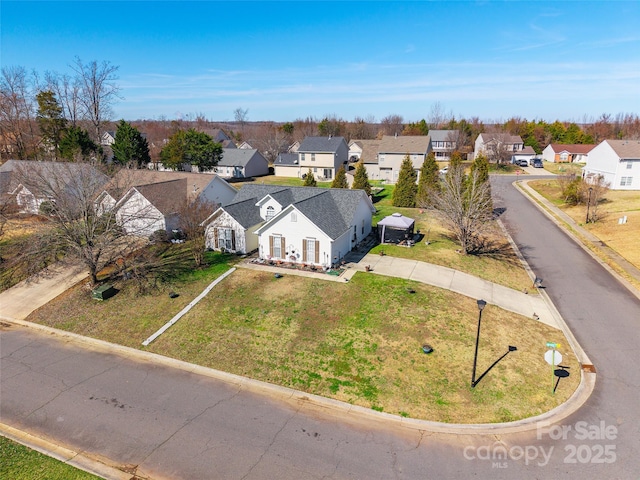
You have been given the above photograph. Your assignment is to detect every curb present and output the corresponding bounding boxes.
[2,315,595,437]
[0,422,135,480]
[516,179,640,302]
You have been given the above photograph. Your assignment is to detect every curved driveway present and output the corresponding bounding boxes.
[1,176,639,479]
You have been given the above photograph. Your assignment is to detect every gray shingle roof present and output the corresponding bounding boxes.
[606,139,640,159]
[219,148,266,167]
[228,184,373,240]
[133,178,187,215]
[298,136,346,153]
[377,135,431,154]
[275,153,299,165]
[428,130,458,142]
[221,198,264,228]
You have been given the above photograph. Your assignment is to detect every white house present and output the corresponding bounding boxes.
[376,135,431,183]
[95,170,237,216]
[215,148,269,179]
[202,184,375,265]
[511,146,537,164]
[115,179,186,237]
[582,139,640,190]
[428,130,458,161]
[474,133,524,162]
[0,160,108,214]
[542,144,595,163]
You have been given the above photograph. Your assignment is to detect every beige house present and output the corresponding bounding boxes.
[297,136,349,181]
[376,135,431,183]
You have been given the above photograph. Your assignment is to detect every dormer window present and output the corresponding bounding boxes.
[266,206,275,220]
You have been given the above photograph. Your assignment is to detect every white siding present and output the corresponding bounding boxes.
[116,190,165,237]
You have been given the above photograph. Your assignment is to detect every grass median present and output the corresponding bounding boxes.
[27,261,579,424]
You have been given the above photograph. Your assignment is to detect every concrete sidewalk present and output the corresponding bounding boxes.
[341,253,560,329]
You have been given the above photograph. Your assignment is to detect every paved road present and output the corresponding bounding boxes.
[1,176,639,479]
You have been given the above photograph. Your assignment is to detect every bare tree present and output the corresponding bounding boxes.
[70,57,121,141]
[252,122,290,163]
[584,174,610,223]
[234,107,249,138]
[44,71,82,127]
[0,66,37,159]
[178,197,216,267]
[380,114,404,136]
[426,163,494,254]
[11,161,151,284]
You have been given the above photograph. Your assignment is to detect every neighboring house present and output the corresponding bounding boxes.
[297,136,349,181]
[428,130,458,161]
[582,139,640,190]
[349,140,363,162]
[115,179,186,237]
[202,184,375,265]
[273,152,300,178]
[101,131,116,146]
[288,141,300,153]
[474,133,524,162]
[358,139,382,181]
[237,141,253,149]
[511,146,537,164]
[376,135,431,183]
[95,170,237,216]
[0,160,109,214]
[215,148,269,179]
[542,144,595,163]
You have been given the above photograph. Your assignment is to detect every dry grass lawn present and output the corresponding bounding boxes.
[28,266,579,424]
[530,180,640,270]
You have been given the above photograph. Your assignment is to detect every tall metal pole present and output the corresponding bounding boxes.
[471,299,486,388]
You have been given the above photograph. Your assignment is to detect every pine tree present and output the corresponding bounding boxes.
[112,120,151,168]
[331,165,349,189]
[36,90,67,160]
[351,161,371,195]
[303,168,317,186]
[392,155,417,207]
[416,152,439,207]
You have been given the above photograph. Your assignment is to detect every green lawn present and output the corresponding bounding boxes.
[0,436,100,480]
[27,258,579,424]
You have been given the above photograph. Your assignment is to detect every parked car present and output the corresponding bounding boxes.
[532,159,543,168]
[516,159,529,167]
[439,166,449,175]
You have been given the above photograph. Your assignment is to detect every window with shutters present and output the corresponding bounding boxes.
[219,228,234,250]
[306,238,315,262]
[272,235,282,258]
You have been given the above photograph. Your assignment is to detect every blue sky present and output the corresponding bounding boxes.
[3,1,640,123]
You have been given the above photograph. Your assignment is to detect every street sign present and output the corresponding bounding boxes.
[545,349,562,366]
[546,341,559,349]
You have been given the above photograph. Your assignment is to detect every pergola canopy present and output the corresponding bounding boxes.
[378,213,415,243]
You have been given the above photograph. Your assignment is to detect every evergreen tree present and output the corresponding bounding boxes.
[36,90,67,160]
[303,168,317,187]
[351,161,371,195]
[59,126,98,161]
[112,120,151,168]
[416,152,439,207]
[331,165,349,189]
[392,154,417,207]
[160,128,222,171]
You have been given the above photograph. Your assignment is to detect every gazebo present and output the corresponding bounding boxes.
[378,212,415,244]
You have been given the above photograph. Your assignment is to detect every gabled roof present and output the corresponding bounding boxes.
[216,198,265,229]
[357,139,382,164]
[604,140,640,159]
[377,135,431,154]
[101,169,229,201]
[519,146,536,155]
[123,178,187,215]
[298,136,346,153]
[219,148,266,167]
[548,144,595,154]
[231,184,374,240]
[479,133,523,144]
[428,130,458,142]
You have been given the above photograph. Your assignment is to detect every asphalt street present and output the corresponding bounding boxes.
[1,175,639,479]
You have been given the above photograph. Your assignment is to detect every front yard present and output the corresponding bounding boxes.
[27,258,579,424]
[529,179,640,272]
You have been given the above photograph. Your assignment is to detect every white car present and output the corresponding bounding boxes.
[439,166,449,175]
